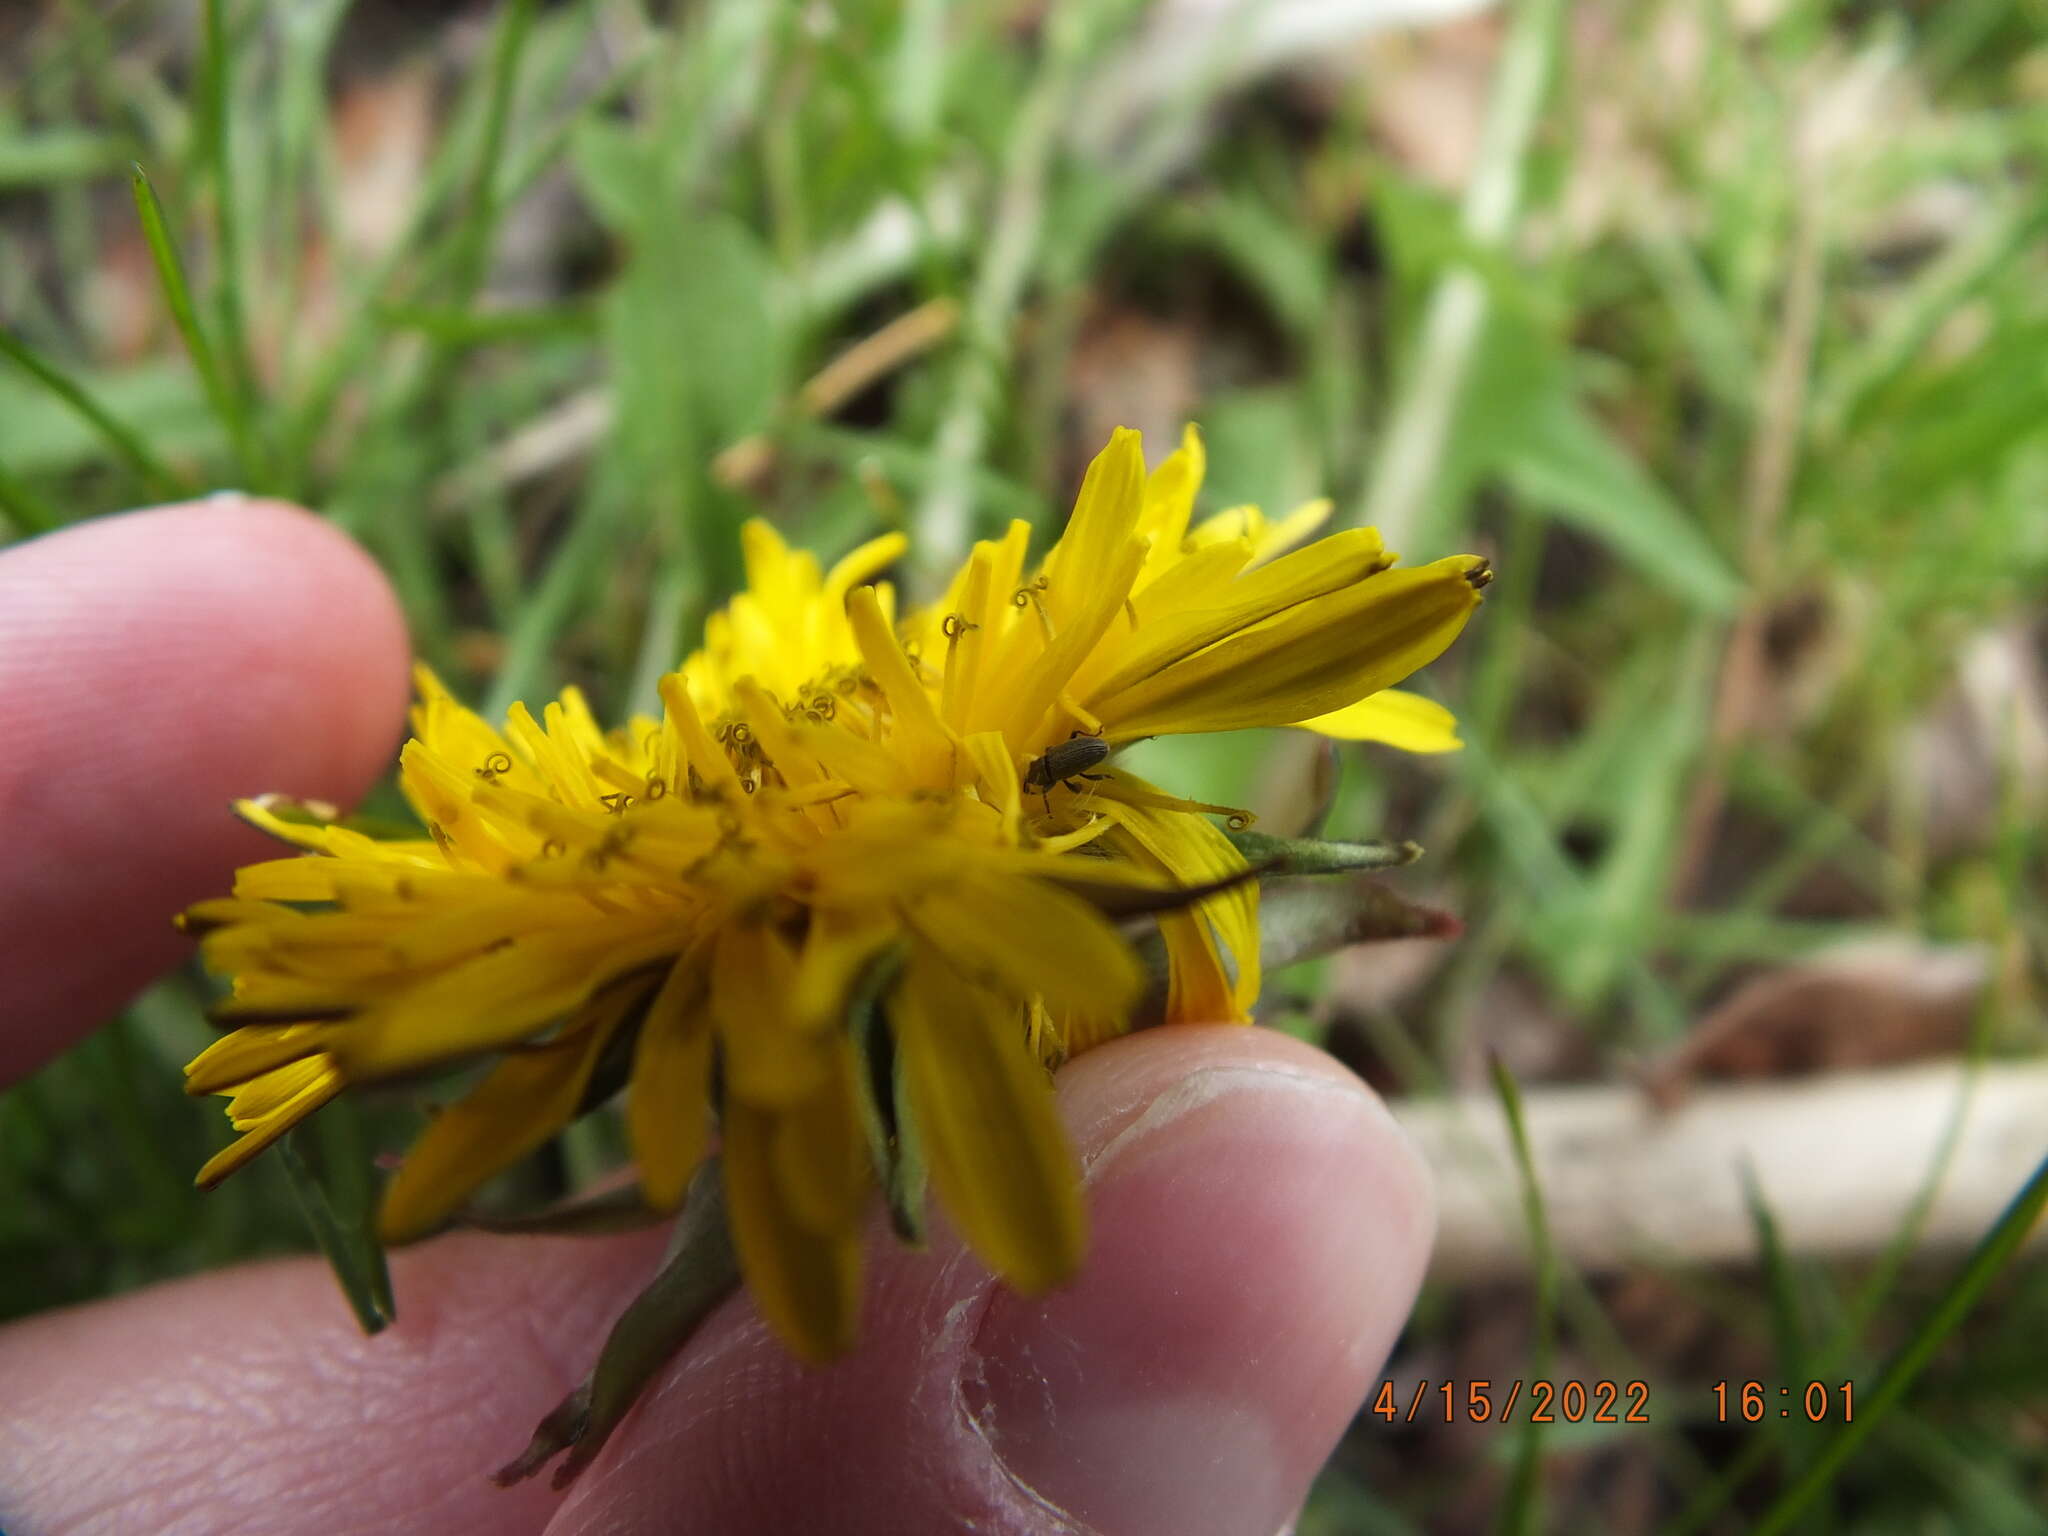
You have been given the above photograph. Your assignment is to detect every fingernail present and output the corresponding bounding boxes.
[962,1065,1433,1536]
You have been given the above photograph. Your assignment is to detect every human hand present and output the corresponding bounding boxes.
[0,500,1434,1536]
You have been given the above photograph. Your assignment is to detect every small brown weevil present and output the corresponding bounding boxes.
[1024,731,1111,812]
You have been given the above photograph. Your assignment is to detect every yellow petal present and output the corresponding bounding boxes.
[658,672,744,799]
[1137,423,1204,555]
[713,920,831,1106]
[628,954,715,1210]
[1183,502,1258,549]
[732,676,828,791]
[823,531,909,603]
[1128,538,1251,613]
[506,700,600,804]
[230,797,341,853]
[330,917,682,1078]
[1098,773,1259,1021]
[1001,534,1148,746]
[739,519,812,616]
[1045,427,1145,599]
[770,1050,871,1235]
[792,719,914,797]
[723,1101,863,1362]
[1295,689,1463,752]
[408,665,539,795]
[1085,528,1388,705]
[905,865,1141,1030]
[936,545,993,732]
[1247,498,1333,565]
[193,1054,344,1188]
[377,982,644,1243]
[185,1023,326,1095]
[894,949,1084,1292]
[963,729,1023,844]
[1094,554,1489,740]
[791,906,900,1031]
[846,585,957,783]
[396,742,524,872]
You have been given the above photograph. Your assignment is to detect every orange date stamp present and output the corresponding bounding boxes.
[1370,1379,1652,1424]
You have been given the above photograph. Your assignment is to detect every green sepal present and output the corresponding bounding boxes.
[1256,873,1461,972]
[460,1181,666,1237]
[847,949,928,1246]
[279,1108,395,1334]
[1226,828,1422,876]
[494,1156,741,1490]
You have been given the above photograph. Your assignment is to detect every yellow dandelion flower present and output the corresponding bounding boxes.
[183,424,1487,1369]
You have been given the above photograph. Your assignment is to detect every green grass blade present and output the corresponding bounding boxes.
[277,30,652,493]
[379,300,596,346]
[1740,1161,1811,1385]
[0,457,64,534]
[0,128,134,188]
[1747,1149,2048,1536]
[1814,196,2048,440]
[442,0,536,315]
[1489,1054,1556,1536]
[909,0,1102,584]
[200,0,263,477]
[1352,0,1567,549]
[0,328,190,500]
[130,163,263,485]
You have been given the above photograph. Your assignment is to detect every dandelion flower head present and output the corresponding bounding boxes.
[182,425,1489,1358]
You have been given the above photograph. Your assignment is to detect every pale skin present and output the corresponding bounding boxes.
[0,500,1435,1536]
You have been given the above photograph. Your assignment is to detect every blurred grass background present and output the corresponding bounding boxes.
[2,0,2046,1529]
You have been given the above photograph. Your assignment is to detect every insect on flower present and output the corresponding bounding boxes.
[1023,730,1112,814]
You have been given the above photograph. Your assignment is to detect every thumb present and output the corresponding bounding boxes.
[550,1025,1435,1536]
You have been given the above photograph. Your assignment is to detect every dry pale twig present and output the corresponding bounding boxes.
[1398,1059,2048,1281]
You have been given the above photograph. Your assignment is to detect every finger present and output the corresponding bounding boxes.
[0,1221,671,1536]
[0,1027,1433,1536]
[0,497,410,1084]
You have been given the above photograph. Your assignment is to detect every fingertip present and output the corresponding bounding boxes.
[962,1026,1435,1536]
[0,497,411,1077]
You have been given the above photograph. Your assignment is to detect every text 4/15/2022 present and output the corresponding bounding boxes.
[1371,1380,1653,1424]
